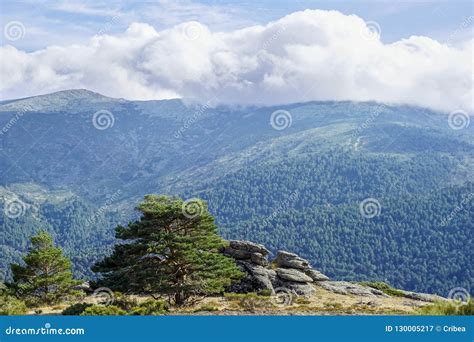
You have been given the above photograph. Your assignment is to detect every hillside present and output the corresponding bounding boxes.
[0,89,472,297]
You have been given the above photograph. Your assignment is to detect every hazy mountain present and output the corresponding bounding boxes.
[0,89,472,296]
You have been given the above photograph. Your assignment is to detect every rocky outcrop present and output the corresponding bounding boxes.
[222,240,270,266]
[222,240,329,297]
[318,281,388,297]
[399,290,447,303]
[222,240,445,302]
[275,268,313,283]
[274,251,330,282]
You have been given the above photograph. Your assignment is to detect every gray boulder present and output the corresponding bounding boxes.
[276,268,314,283]
[228,240,269,255]
[222,240,270,261]
[318,281,388,297]
[274,251,310,270]
[400,290,447,303]
[250,252,268,266]
[304,269,330,282]
[228,261,275,293]
[279,282,315,297]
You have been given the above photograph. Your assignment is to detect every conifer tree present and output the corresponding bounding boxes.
[11,231,80,305]
[93,195,242,306]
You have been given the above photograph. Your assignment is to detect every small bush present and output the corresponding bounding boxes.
[419,300,474,316]
[359,282,405,297]
[81,305,126,316]
[258,289,272,297]
[62,303,93,315]
[112,293,138,311]
[193,304,219,312]
[131,299,169,315]
[0,295,28,315]
[224,293,272,311]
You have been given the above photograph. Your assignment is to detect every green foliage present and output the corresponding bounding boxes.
[131,299,169,315]
[418,300,474,316]
[258,289,272,297]
[111,293,138,311]
[359,282,405,297]
[0,293,28,315]
[62,303,93,315]
[224,292,273,311]
[193,303,219,312]
[190,153,473,296]
[93,195,243,306]
[10,231,82,305]
[80,305,126,316]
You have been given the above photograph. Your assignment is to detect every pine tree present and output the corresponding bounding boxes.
[93,195,242,306]
[11,231,81,305]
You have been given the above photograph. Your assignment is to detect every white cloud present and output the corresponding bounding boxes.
[1,10,472,112]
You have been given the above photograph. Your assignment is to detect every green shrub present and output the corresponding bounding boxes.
[258,289,272,297]
[193,304,219,312]
[419,300,474,316]
[112,293,138,311]
[81,305,126,316]
[359,282,405,297]
[131,299,169,315]
[0,295,28,315]
[62,303,93,315]
[224,293,272,311]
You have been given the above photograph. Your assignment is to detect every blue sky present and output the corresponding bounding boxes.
[1,0,473,51]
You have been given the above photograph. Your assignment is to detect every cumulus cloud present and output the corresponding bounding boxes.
[1,10,472,112]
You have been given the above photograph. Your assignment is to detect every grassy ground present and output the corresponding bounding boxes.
[27,285,435,316]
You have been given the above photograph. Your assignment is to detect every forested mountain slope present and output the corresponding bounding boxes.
[0,90,472,296]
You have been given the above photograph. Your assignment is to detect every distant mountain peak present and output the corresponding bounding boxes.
[0,89,123,113]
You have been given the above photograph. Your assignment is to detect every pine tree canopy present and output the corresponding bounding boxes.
[93,195,243,305]
[11,231,81,305]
